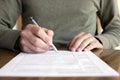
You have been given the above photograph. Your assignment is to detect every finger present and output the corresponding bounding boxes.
[42,28,54,44]
[69,32,85,48]
[21,45,32,53]
[84,43,95,51]
[76,37,94,52]
[69,33,92,51]
[29,46,49,53]
[22,45,47,53]
[42,28,54,37]
[20,38,49,53]
[84,40,103,51]
[26,24,51,45]
[20,30,50,50]
[69,32,85,51]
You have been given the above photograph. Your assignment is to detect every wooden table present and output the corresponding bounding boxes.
[0,49,120,80]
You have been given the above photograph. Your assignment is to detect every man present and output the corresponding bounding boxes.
[0,0,120,53]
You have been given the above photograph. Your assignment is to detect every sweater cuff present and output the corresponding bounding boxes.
[11,30,21,52]
[14,36,21,52]
[0,29,21,52]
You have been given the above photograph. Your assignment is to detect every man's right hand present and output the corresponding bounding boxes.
[19,24,54,53]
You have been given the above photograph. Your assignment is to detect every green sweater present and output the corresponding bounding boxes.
[0,0,120,51]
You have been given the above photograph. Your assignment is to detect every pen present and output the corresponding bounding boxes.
[30,17,58,53]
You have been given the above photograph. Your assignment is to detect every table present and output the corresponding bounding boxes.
[0,49,120,80]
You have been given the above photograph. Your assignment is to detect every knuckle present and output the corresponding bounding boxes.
[81,32,85,34]
[35,28,42,35]
[20,31,25,36]
[20,30,28,38]
[49,30,54,35]
[26,24,32,29]
[87,33,92,37]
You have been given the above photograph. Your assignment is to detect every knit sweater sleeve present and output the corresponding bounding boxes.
[95,0,120,49]
[0,0,22,51]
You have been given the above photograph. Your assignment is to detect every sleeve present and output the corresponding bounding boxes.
[95,0,120,49]
[0,0,22,51]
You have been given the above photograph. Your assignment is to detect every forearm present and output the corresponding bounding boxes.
[0,0,22,51]
[0,28,21,51]
[96,0,120,49]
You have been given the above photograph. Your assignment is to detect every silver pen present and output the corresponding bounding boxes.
[30,17,58,53]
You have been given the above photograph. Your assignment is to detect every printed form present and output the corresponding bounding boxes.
[0,51,119,77]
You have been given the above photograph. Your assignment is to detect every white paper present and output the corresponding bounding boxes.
[0,50,119,77]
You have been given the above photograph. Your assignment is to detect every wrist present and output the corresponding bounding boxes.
[14,36,21,52]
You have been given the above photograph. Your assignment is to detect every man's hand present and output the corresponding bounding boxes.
[69,32,103,52]
[19,24,54,53]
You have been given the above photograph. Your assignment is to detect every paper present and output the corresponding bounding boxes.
[0,50,119,77]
